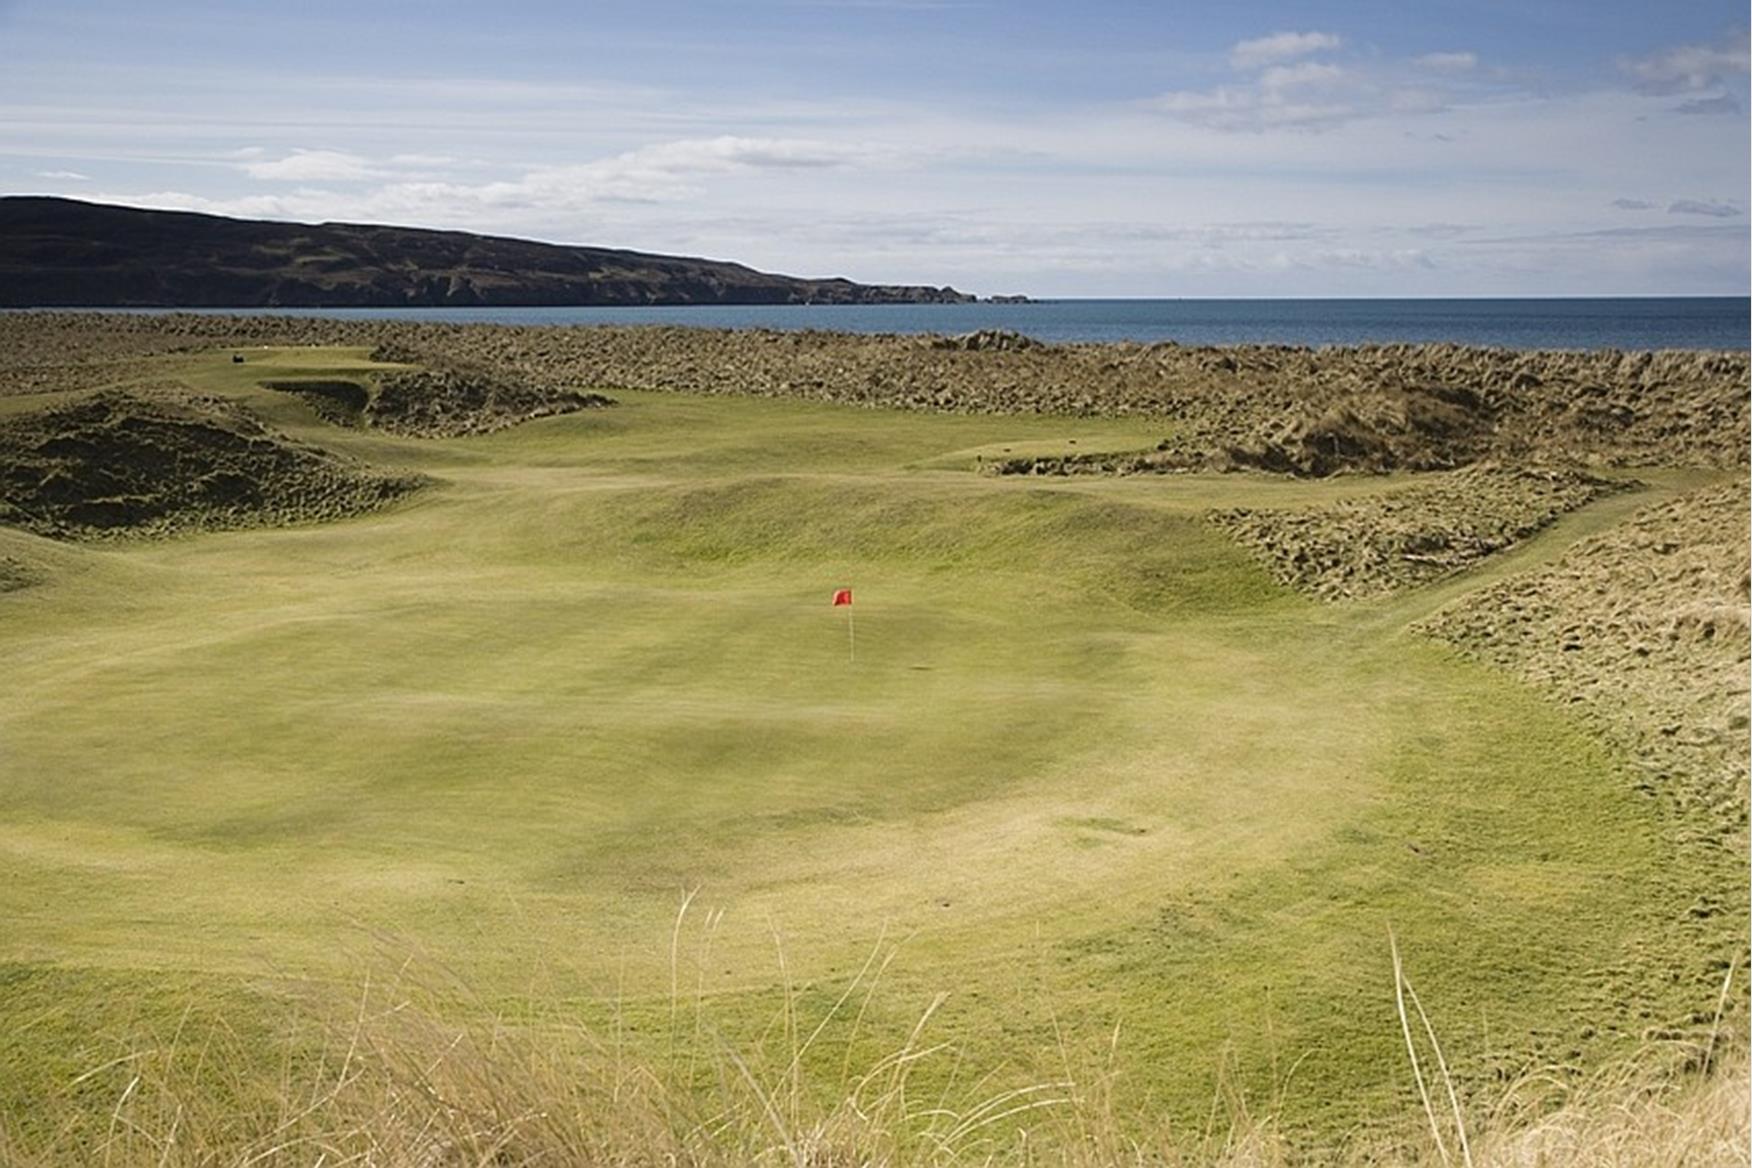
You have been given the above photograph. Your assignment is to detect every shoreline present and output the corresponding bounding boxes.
[4,297,1744,352]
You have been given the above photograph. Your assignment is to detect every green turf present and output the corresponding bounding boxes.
[0,348,1723,1143]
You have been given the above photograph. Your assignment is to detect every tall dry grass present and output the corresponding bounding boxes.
[2,925,1744,1167]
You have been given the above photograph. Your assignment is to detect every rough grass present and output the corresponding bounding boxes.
[0,950,1743,1166]
[0,347,1743,1160]
[0,387,423,538]
[5,315,1747,465]
[1208,465,1630,600]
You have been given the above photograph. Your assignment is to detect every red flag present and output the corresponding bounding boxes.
[832,588,853,606]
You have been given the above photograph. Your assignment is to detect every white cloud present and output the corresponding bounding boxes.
[1388,87,1450,115]
[1302,247,1435,271]
[244,149,380,181]
[82,189,328,221]
[1405,222,1477,238]
[1152,55,1355,131]
[1152,36,1485,132]
[1229,30,1341,70]
[493,136,901,206]
[115,135,912,235]
[1149,86,1355,131]
[1610,197,1655,210]
[1673,94,1742,116]
[32,169,90,180]
[1258,62,1347,90]
[1667,197,1742,217]
[1620,34,1750,95]
[1468,223,1747,245]
[240,148,518,185]
[41,60,1749,295]
[608,136,885,174]
[1415,52,1477,72]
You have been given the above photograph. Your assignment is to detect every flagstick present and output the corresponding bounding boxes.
[848,604,855,665]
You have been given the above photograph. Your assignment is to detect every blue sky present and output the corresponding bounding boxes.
[2,0,1747,296]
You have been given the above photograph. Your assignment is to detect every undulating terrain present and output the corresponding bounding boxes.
[0,313,1744,1164]
[0,198,976,308]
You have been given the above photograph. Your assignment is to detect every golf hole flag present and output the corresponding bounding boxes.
[832,588,855,662]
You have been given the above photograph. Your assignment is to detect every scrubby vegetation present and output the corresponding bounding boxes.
[4,314,1745,467]
[1209,465,1629,600]
[263,357,615,437]
[0,554,36,591]
[0,387,422,538]
[365,344,615,436]
[1420,482,1749,787]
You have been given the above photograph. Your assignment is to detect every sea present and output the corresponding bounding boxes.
[103,296,1750,351]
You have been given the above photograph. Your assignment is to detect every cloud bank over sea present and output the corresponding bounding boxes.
[2,2,1745,295]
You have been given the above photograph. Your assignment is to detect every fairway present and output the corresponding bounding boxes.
[0,348,1725,1141]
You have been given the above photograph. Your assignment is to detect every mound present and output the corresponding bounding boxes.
[928,329,1043,352]
[1210,466,1627,600]
[1417,481,1750,822]
[1415,482,1750,1021]
[989,380,1497,477]
[362,345,614,437]
[368,367,613,437]
[0,358,176,399]
[0,390,425,539]
[259,379,370,427]
[0,555,36,591]
[1215,381,1499,475]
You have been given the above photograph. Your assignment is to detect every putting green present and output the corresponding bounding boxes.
[0,348,1710,1138]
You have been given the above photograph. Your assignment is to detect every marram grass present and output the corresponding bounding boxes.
[1,937,1743,1167]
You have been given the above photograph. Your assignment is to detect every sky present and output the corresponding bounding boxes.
[1,0,1747,297]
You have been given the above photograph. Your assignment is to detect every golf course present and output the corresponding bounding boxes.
[0,335,1744,1163]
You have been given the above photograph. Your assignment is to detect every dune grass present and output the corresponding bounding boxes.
[0,944,1742,1166]
[0,348,1742,1157]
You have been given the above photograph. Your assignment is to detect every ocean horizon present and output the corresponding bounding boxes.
[77,295,1751,351]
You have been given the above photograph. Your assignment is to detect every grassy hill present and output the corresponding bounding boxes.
[0,197,975,307]
[0,346,1742,1161]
